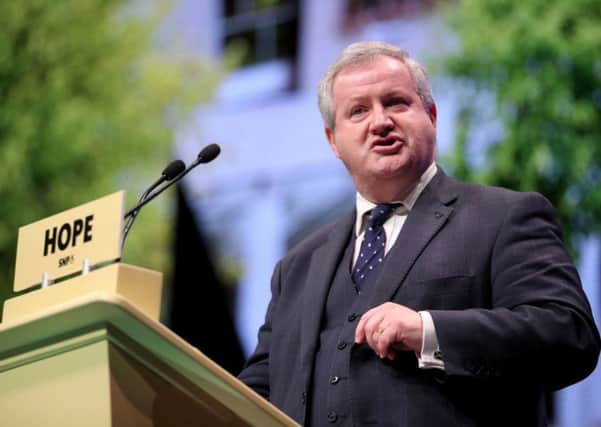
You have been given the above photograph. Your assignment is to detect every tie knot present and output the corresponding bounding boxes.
[367,203,400,227]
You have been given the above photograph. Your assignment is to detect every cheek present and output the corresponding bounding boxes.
[413,128,436,161]
[335,126,362,148]
[407,120,435,145]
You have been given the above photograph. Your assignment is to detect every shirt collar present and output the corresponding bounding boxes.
[354,162,438,236]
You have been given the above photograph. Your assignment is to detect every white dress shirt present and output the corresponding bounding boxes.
[353,162,444,370]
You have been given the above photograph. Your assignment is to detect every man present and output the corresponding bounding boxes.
[238,41,600,426]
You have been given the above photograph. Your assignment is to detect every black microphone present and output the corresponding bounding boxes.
[196,143,221,164]
[144,159,186,200]
[123,143,221,220]
[122,159,187,248]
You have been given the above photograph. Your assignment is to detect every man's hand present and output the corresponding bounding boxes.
[354,302,423,360]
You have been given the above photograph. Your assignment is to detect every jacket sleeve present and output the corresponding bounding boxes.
[429,192,600,390]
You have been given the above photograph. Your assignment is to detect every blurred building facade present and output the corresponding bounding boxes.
[164,1,600,425]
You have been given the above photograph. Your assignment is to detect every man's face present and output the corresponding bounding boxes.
[325,56,437,198]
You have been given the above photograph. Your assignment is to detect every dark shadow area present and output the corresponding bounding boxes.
[168,187,245,375]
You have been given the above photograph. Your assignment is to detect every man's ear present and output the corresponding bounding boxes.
[429,103,437,126]
[325,127,341,158]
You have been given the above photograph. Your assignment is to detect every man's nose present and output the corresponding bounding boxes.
[370,105,394,136]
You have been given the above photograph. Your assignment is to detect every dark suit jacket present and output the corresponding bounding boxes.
[239,169,600,426]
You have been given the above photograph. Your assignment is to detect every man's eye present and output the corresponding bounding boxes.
[388,98,408,107]
[351,107,366,116]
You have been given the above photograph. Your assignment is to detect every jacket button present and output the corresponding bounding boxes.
[347,313,358,322]
[337,341,347,350]
[301,391,306,404]
[327,411,338,423]
[329,375,340,384]
[434,350,443,360]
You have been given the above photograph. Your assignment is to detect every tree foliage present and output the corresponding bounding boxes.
[441,0,601,257]
[0,0,217,310]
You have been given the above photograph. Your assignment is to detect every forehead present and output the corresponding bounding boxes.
[332,56,414,99]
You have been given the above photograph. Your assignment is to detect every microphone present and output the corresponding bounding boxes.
[144,159,186,200]
[123,143,221,220]
[195,143,221,164]
[122,159,187,247]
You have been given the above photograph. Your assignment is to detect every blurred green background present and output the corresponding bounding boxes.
[441,0,601,258]
[0,0,218,312]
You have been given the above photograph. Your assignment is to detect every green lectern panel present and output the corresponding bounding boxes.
[0,295,298,427]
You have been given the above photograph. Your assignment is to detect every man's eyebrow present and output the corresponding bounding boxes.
[344,95,369,104]
[339,88,414,109]
[347,87,413,101]
[386,88,412,97]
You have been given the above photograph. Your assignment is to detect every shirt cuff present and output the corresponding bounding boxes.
[416,311,445,370]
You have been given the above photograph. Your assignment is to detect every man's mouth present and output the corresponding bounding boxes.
[376,137,397,146]
[371,136,404,152]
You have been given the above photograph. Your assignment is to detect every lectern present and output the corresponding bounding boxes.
[1,192,298,427]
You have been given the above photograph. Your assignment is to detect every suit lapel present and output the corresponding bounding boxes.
[367,170,458,307]
[300,212,355,369]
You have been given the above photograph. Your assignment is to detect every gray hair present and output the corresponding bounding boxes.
[317,41,435,129]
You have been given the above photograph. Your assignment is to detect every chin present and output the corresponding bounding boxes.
[372,161,412,178]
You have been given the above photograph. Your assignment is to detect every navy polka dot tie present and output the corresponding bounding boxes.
[352,204,399,289]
